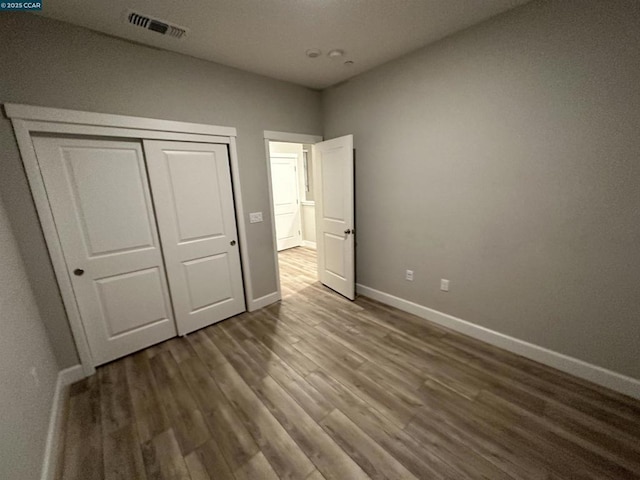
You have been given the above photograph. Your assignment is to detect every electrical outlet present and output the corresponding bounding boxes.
[440,279,450,292]
[405,270,414,281]
[249,212,263,223]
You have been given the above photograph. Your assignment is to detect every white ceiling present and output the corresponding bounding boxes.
[38,0,529,89]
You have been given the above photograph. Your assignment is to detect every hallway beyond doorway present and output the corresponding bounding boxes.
[278,247,317,298]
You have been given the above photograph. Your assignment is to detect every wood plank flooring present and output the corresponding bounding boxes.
[58,246,640,479]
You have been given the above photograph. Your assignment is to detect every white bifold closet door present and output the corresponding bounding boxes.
[144,141,245,336]
[33,137,177,365]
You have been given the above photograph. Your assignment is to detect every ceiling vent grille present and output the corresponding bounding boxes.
[127,11,187,39]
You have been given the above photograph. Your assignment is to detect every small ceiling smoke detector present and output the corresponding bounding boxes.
[306,49,322,58]
[328,49,344,58]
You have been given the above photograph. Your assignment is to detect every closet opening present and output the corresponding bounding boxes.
[9,103,251,373]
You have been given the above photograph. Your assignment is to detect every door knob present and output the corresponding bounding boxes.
[344,229,352,235]
[230,240,236,246]
[73,268,85,276]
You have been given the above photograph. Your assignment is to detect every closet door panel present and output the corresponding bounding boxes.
[144,140,245,335]
[33,136,177,365]
[167,152,225,241]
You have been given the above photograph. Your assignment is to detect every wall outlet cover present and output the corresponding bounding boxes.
[405,270,414,281]
[249,212,263,223]
[440,279,450,292]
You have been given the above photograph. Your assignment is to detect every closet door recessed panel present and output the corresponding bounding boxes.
[165,151,226,243]
[62,146,155,256]
[183,254,233,312]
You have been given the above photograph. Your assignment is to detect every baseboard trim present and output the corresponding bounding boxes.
[356,284,640,400]
[301,240,317,249]
[41,365,86,480]
[248,291,281,312]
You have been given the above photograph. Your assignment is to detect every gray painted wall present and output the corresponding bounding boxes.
[0,13,322,367]
[323,0,640,379]
[0,199,59,480]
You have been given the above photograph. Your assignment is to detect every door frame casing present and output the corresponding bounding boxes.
[263,131,323,302]
[6,103,253,376]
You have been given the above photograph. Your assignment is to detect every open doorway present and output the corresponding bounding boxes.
[265,130,356,303]
[267,139,319,297]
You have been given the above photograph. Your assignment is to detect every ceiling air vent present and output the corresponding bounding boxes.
[127,11,187,39]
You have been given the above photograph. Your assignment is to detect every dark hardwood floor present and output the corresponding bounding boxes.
[57,246,640,479]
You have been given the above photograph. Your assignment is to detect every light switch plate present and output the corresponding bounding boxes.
[440,279,450,292]
[249,212,263,223]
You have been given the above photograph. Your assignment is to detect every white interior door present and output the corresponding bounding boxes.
[313,135,355,300]
[270,154,302,251]
[144,141,245,335]
[33,136,177,365]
